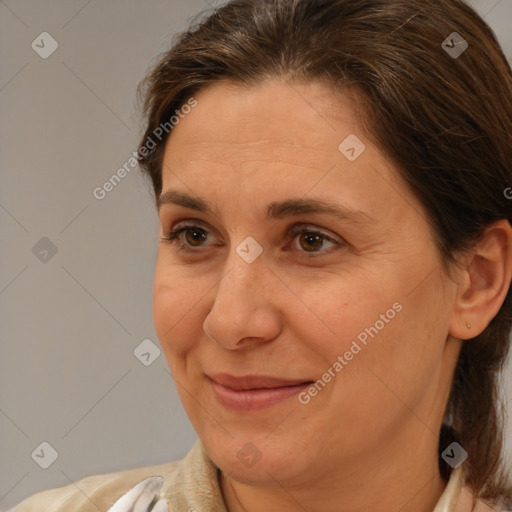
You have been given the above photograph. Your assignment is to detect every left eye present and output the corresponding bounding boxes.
[287,225,343,254]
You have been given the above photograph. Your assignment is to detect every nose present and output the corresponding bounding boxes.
[202,254,283,350]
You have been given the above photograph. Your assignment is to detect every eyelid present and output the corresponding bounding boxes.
[287,223,343,243]
[172,219,212,232]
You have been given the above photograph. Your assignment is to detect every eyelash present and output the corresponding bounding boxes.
[160,221,345,257]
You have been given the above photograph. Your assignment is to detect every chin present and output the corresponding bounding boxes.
[200,429,312,485]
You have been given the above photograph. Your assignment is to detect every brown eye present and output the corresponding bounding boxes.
[288,224,344,256]
[184,227,208,246]
[298,232,326,252]
[161,223,214,250]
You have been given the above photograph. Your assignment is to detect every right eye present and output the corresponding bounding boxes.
[160,222,218,251]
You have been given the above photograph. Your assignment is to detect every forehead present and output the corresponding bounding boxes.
[160,79,421,222]
[166,79,361,157]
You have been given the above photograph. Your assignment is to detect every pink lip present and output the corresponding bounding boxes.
[207,373,313,411]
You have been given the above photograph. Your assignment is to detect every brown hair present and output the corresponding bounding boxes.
[136,0,512,506]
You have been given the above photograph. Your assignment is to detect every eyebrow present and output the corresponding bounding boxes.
[157,189,374,225]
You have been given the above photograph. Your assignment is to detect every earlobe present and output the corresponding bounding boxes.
[449,219,512,340]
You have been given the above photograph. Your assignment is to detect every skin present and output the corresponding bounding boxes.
[152,79,512,512]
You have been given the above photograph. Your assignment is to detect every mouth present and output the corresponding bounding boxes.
[207,373,314,411]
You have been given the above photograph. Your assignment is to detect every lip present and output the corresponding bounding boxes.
[207,373,313,411]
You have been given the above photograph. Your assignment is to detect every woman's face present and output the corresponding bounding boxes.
[153,79,461,486]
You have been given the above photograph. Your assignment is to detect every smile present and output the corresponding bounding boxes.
[207,374,313,411]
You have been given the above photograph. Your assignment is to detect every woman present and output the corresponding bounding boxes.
[11,0,512,510]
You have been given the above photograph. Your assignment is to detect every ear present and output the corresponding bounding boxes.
[450,219,512,340]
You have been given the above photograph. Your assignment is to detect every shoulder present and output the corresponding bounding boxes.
[8,448,191,512]
[435,466,511,512]
[455,487,511,512]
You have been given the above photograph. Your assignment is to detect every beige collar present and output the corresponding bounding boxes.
[165,443,503,512]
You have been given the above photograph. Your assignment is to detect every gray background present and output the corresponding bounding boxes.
[1,0,511,509]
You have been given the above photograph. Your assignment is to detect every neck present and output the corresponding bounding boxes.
[220,432,447,512]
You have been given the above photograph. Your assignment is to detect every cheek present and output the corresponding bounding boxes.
[295,263,448,395]
[288,273,398,360]
[152,256,206,356]
[323,280,450,430]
